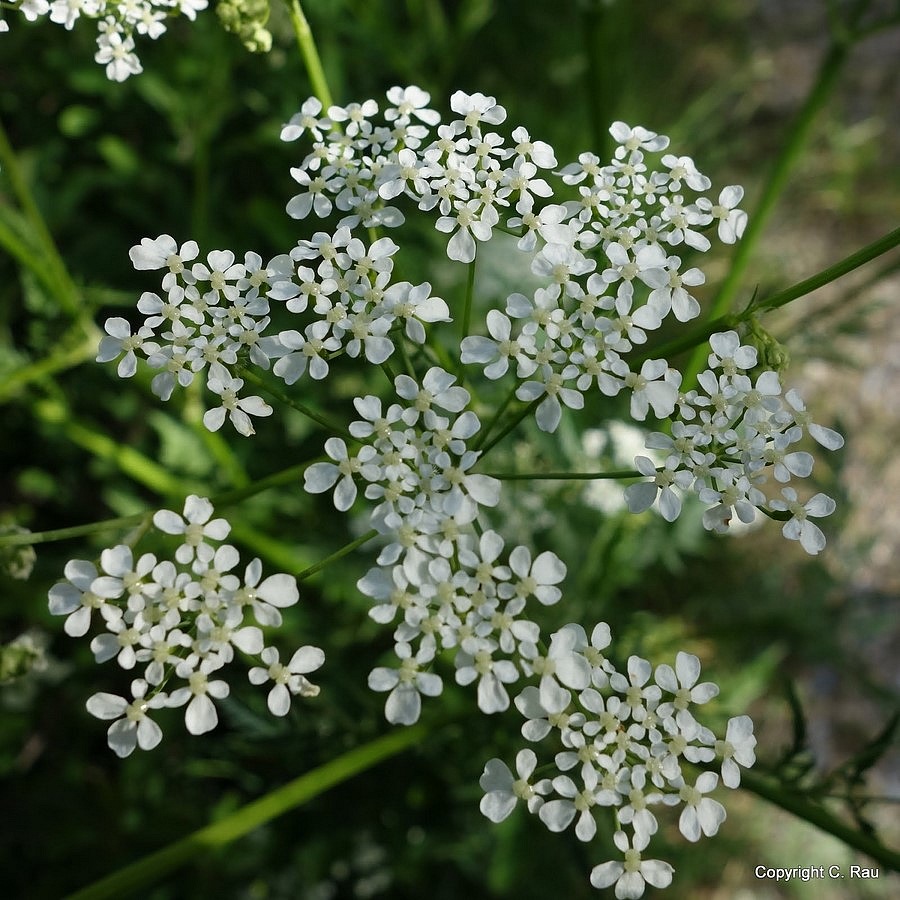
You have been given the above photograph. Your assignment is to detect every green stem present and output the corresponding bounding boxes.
[738,767,900,872]
[460,258,477,348]
[0,515,147,548]
[235,365,350,437]
[477,397,540,457]
[749,225,900,316]
[0,459,324,549]
[472,384,517,452]
[632,224,900,367]
[681,40,850,386]
[65,725,427,900]
[287,0,334,109]
[297,528,378,580]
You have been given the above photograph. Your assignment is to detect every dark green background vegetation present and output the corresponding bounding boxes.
[1,2,899,897]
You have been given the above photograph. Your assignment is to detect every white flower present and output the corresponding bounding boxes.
[95,25,143,83]
[368,644,442,725]
[130,234,200,274]
[48,559,123,637]
[281,96,329,143]
[249,645,325,715]
[697,185,748,244]
[86,680,167,758]
[234,558,300,627]
[608,655,662,723]
[152,495,231,564]
[654,652,719,726]
[609,122,670,154]
[449,90,507,128]
[454,642,519,713]
[304,438,380,511]
[90,617,143,669]
[168,659,230,735]
[589,830,674,897]
[479,749,550,821]
[677,771,726,841]
[460,309,537,380]
[379,281,451,343]
[203,365,273,437]
[784,389,845,450]
[716,715,757,788]
[707,330,757,374]
[624,456,688,523]
[96,317,159,377]
[435,198,498,263]
[516,364,584,433]
[539,767,615,841]
[499,545,566,605]
[769,487,836,555]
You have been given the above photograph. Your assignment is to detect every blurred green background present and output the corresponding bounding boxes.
[1,1,899,898]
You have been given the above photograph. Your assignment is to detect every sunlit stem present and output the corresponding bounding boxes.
[287,0,334,109]
[632,224,900,367]
[66,725,427,900]
[681,39,850,388]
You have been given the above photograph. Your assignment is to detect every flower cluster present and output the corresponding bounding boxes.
[3,0,207,81]
[624,330,843,552]
[97,239,279,435]
[480,623,757,897]
[265,229,450,383]
[48,495,323,756]
[304,366,569,722]
[98,86,842,552]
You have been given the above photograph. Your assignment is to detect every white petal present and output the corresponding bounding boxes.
[268,683,291,716]
[185,694,218,735]
[86,693,128,720]
[385,684,421,725]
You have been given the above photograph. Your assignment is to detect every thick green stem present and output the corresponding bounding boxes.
[287,0,334,109]
[632,224,900,367]
[65,725,426,900]
[738,767,900,872]
[749,225,900,316]
[682,40,850,386]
